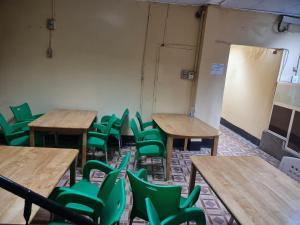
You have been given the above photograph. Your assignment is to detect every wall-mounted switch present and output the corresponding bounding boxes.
[181,70,195,80]
[47,18,56,30]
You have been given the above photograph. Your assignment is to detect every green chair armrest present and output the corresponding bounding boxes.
[136,140,165,157]
[83,160,114,181]
[180,185,201,209]
[56,189,105,216]
[49,187,71,201]
[6,130,28,140]
[33,113,44,119]
[139,129,161,139]
[142,120,154,129]
[93,123,106,132]
[161,207,206,225]
[88,131,108,140]
[135,168,148,181]
[11,121,30,130]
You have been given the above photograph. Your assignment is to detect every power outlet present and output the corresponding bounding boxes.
[181,70,195,80]
[47,18,56,30]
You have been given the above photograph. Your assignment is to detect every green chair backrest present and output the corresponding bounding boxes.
[145,198,161,225]
[104,114,117,134]
[117,152,131,171]
[0,113,13,135]
[10,102,33,122]
[97,166,121,203]
[127,170,182,221]
[100,179,126,225]
[130,119,140,142]
[135,112,144,131]
[119,108,129,127]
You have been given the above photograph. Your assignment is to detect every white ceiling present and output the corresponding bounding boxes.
[145,0,300,17]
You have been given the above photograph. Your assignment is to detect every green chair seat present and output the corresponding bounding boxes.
[87,136,105,148]
[50,153,130,222]
[139,145,161,156]
[9,135,29,146]
[66,202,94,217]
[71,179,99,197]
[144,133,160,141]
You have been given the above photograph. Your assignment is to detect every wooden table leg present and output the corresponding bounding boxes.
[81,131,87,170]
[30,129,35,146]
[184,138,188,151]
[70,158,77,186]
[189,162,196,193]
[166,136,173,180]
[211,135,219,156]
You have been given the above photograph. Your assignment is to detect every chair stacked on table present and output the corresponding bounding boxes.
[0,102,42,146]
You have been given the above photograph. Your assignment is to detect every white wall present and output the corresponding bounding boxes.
[195,6,300,128]
[0,0,199,132]
[0,0,148,121]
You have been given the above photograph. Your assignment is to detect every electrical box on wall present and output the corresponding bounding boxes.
[47,18,56,30]
[181,70,195,80]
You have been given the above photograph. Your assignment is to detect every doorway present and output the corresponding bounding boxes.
[221,45,283,140]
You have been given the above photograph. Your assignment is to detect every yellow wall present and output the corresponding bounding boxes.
[195,6,300,128]
[221,45,282,138]
[0,0,199,132]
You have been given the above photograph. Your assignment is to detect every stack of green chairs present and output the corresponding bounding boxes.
[50,152,130,222]
[88,115,117,163]
[94,109,129,153]
[127,169,201,225]
[10,102,43,122]
[49,178,126,225]
[130,119,165,170]
[0,113,30,146]
[145,198,206,225]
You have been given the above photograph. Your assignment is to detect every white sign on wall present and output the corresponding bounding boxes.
[211,63,225,76]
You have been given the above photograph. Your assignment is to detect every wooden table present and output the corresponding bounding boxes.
[29,109,97,169]
[189,156,300,225]
[152,113,219,179]
[0,146,78,224]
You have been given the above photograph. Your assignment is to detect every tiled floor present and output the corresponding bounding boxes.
[33,125,279,225]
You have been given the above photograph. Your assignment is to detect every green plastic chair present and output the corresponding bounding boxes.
[135,112,154,131]
[96,109,129,150]
[145,198,206,225]
[50,152,130,222]
[127,169,201,224]
[88,115,117,163]
[49,178,126,225]
[10,102,43,122]
[0,113,30,146]
[130,119,165,169]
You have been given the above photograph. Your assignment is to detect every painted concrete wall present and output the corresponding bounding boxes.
[221,45,282,139]
[0,0,199,132]
[194,6,300,128]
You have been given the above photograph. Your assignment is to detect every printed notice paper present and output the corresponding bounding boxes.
[211,63,225,76]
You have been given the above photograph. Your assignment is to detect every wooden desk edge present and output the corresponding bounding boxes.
[188,157,241,225]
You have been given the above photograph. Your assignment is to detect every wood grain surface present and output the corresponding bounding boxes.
[0,146,78,224]
[190,156,300,225]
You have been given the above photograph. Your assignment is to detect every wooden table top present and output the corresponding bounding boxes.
[190,156,300,225]
[29,109,97,129]
[152,113,219,138]
[0,146,78,224]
